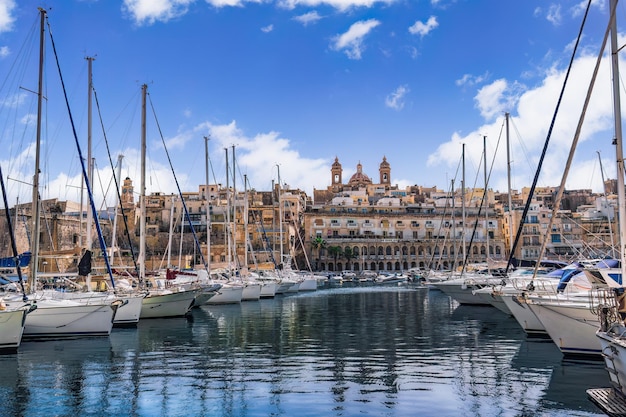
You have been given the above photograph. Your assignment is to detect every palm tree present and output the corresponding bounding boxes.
[342,246,356,271]
[327,245,342,272]
[311,236,327,271]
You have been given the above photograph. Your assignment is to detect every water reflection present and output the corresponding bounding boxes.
[0,286,609,416]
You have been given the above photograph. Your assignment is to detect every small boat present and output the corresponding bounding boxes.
[375,273,409,285]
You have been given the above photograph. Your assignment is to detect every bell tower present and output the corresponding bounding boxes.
[331,157,343,187]
[379,156,391,185]
[121,177,134,206]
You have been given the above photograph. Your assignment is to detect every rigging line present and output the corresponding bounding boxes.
[461,122,506,271]
[531,0,613,281]
[0,164,28,300]
[45,14,116,288]
[506,0,595,274]
[93,87,138,273]
[426,178,454,271]
[509,117,542,187]
[147,93,208,270]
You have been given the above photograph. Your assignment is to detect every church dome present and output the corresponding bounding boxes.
[348,162,372,184]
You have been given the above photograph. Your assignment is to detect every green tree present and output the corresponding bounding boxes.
[342,246,356,270]
[311,236,327,270]
[327,245,342,271]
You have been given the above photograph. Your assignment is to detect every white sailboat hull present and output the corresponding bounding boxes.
[114,294,145,326]
[259,282,277,298]
[206,284,243,304]
[0,306,29,350]
[298,277,317,291]
[472,289,512,315]
[431,279,493,305]
[140,289,197,319]
[594,321,626,399]
[23,299,116,339]
[242,283,261,301]
[501,294,547,336]
[527,300,601,356]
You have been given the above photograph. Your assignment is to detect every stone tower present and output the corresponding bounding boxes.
[379,156,391,185]
[331,157,343,190]
[121,177,134,206]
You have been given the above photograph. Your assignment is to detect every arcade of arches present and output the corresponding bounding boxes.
[314,242,503,272]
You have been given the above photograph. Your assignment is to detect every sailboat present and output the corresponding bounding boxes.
[0,160,35,350]
[429,143,501,305]
[135,84,200,319]
[505,0,626,358]
[586,0,626,411]
[3,9,121,339]
[34,56,146,328]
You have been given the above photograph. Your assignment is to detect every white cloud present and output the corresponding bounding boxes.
[474,79,524,120]
[196,121,330,195]
[409,16,438,37]
[571,0,605,17]
[278,0,395,12]
[331,19,381,60]
[427,49,619,194]
[0,45,9,58]
[0,92,26,109]
[456,72,489,87]
[261,24,274,33]
[546,4,562,26]
[122,0,194,25]
[293,11,323,26]
[0,0,16,33]
[385,85,409,110]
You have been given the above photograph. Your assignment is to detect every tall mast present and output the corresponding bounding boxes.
[505,113,514,259]
[484,136,489,273]
[204,136,211,273]
[461,144,466,272]
[29,8,46,291]
[225,148,231,274]
[109,154,123,260]
[85,56,95,251]
[232,145,236,271]
[138,84,147,284]
[597,151,615,257]
[609,0,626,280]
[277,165,283,267]
[244,174,249,273]
[167,196,174,268]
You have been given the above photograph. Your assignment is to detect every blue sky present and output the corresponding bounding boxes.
[0,0,621,209]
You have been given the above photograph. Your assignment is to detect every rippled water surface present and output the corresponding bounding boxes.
[0,285,610,416]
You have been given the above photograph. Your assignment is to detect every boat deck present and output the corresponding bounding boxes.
[587,388,626,417]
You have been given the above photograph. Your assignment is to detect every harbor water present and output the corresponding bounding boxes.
[0,285,610,416]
